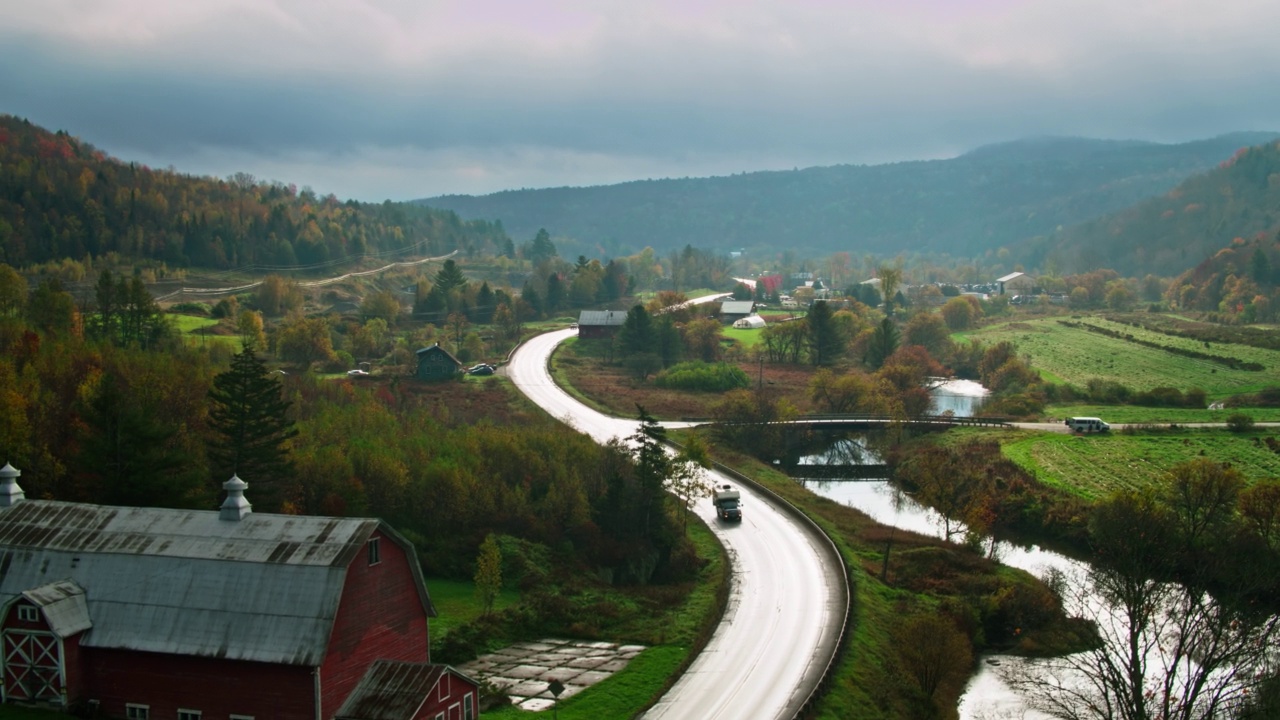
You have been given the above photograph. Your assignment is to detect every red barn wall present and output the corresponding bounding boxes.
[62,634,85,704]
[417,674,478,720]
[82,648,314,719]
[320,530,430,719]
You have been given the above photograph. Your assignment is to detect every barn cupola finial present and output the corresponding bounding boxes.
[219,474,252,521]
[0,463,24,508]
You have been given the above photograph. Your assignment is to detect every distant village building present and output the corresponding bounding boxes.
[995,272,1036,296]
[415,343,462,381]
[0,464,479,720]
[577,310,628,339]
[718,300,756,325]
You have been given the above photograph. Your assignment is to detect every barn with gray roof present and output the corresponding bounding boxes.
[0,464,478,720]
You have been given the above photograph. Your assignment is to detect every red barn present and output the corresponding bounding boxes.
[0,465,479,719]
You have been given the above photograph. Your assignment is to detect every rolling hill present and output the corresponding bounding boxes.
[1021,139,1280,277]
[0,115,509,269]
[419,133,1278,261]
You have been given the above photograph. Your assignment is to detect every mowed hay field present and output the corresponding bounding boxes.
[1002,430,1280,500]
[962,316,1280,398]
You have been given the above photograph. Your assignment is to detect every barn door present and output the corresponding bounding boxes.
[2,630,62,702]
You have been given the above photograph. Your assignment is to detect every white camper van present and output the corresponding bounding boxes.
[1065,416,1110,433]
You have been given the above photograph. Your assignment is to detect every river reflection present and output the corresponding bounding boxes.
[795,425,1079,720]
[799,475,1071,719]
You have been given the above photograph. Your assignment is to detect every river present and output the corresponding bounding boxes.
[796,380,1072,719]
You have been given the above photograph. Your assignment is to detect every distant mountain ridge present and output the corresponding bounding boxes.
[419,132,1280,261]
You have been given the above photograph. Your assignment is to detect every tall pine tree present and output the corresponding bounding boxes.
[207,346,298,511]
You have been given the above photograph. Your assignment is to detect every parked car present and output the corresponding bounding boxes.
[468,364,495,376]
[347,369,370,377]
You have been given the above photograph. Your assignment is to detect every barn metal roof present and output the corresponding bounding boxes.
[0,500,391,666]
[21,579,92,638]
[719,300,755,315]
[578,309,627,326]
[996,271,1027,283]
[336,661,478,720]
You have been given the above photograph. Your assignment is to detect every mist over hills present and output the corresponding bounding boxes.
[421,132,1279,264]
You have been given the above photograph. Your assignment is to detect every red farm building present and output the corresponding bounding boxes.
[0,464,480,720]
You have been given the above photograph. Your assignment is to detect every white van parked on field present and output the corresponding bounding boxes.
[1065,416,1110,433]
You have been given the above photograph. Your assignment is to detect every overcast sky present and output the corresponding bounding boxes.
[3,0,1279,201]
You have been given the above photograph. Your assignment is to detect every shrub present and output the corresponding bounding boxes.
[653,361,750,392]
[170,302,210,316]
[1226,413,1256,433]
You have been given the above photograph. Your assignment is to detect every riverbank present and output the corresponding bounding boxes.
[677,431,1092,718]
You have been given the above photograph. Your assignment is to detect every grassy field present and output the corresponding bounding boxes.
[425,578,521,641]
[1046,404,1280,423]
[721,325,764,348]
[961,315,1280,399]
[999,428,1280,499]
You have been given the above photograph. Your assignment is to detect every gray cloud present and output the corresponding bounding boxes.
[3,0,1280,200]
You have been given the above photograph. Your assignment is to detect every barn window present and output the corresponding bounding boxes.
[125,705,149,720]
[368,538,381,565]
[464,693,475,720]
[229,716,254,720]
[177,710,201,720]
[17,605,38,622]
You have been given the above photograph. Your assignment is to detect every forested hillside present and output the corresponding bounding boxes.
[0,115,510,269]
[1164,232,1280,321]
[421,133,1276,260]
[1022,140,1280,277]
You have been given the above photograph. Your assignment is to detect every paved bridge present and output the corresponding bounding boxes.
[706,413,1011,431]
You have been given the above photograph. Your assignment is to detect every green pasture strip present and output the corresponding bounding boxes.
[1046,404,1280,423]
[1002,430,1280,500]
[963,316,1280,397]
[722,326,764,348]
[425,578,520,639]
[169,313,220,333]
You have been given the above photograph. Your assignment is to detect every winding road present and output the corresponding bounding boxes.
[506,328,846,720]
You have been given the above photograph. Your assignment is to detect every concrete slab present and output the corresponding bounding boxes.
[504,664,550,680]
[575,670,613,685]
[542,667,585,683]
[457,637,647,713]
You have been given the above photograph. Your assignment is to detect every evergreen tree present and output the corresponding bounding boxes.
[207,346,298,511]
[520,283,543,319]
[433,259,467,294]
[617,304,655,357]
[1251,247,1271,285]
[806,300,844,366]
[76,372,199,508]
[92,269,119,342]
[474,281,495,324]
[865,317,900,369]
[529,228,557,265]
[656,314,683,367]
[545,272,565,313]
[629,406,671,542]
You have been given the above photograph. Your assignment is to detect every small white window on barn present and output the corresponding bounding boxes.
[125,705,149,720]
[368,537,381,566]
[178,710,202,720]
[230,715,255,720]
[17,605,38,622]
[464,693,475,720]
